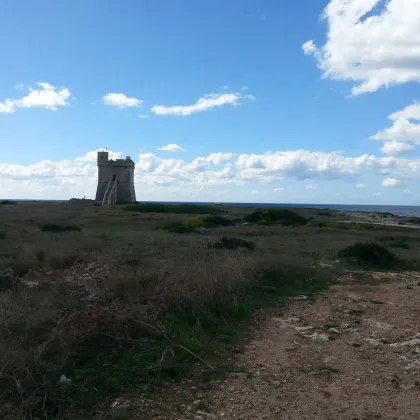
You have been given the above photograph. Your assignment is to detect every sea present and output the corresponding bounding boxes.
[5,199,420,217]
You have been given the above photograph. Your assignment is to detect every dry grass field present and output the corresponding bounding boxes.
[1,200,420,418]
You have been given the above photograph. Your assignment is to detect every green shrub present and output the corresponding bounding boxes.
[0,232,5,240]
[124,203,222,214]
[161,222,195,234]
[0,200,16,205]
[245,209,308,226]
[40,223,82,233]
[187,215,233,228]
[337,242,400,268]
[209,236,256,250]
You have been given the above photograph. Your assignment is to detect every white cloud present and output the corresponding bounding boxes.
[158,144,185,153]
[380,141,416,156]
[404,188,411,194]
[382,177,404,187]
[356,183,366,188]
[303,0,420,95]
[371,118,420,143]
[103,93,143,108]
[138,114,150,119]
[0,82,71,113]
[6,148,420,200]
[373,192,381,197]
[151,91,253,116]
[305,184,317,190]
[273,187,284,192]
[390,103,420,121]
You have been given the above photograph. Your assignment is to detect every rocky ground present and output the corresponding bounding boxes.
[124,271,420,420]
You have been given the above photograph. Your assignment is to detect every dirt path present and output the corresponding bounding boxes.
[142,271,420,420]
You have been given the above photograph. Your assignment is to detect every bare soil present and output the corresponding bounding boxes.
[148,271,420,420]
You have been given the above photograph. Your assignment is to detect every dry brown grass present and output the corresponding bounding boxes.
[1,202,420,417]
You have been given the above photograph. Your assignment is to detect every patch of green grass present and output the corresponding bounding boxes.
[40,223,82,233]
[337,242,401,268]
[124,203,223,215]
[209,236,255,250]
[187,215,233,228]
[245,209,309,226]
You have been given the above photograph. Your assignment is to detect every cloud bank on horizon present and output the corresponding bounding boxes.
[1,0,420,204]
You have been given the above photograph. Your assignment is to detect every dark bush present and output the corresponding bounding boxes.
[209,236,256,250]
[317,210,335,217]
[40,224,82,233]
[245,209,309,226]
[124,203,222,215]
[337,242,400,268]
[161,222,195,234]
[0,200,16,205]
[0,232,5,240]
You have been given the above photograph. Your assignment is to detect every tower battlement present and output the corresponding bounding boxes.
[95,151,136,205]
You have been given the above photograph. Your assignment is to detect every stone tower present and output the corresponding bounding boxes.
[95,151,136,205]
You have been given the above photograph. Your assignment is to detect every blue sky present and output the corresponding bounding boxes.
[1,0,420,204]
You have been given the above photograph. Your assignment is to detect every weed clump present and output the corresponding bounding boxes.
[209,236,256,250]
[245,209,308,226]
[337,242,400,268]
[187,215,233,228]
[40,223,82,233]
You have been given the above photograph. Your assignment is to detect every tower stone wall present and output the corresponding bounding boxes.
[95,151,136,205]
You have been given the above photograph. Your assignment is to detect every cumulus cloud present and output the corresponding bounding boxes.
[382,177,404,187]
[5,148,420,200]
[356,183,366,188]
[0,82,71,113]
[390,103,420,121]
[151,91,254,116]
[273,187,284,192]
[157,144,185,153]
[380,141,416,156]
[371,103,420,146]
[373,192,381,197]
[303,0,420,95]
[305,184,317,190]
[103,93,143,108]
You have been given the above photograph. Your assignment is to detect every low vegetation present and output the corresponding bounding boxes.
[1,202,420,417]
[40,223,82,232]
[245,209,309,226]
[209,236,256,250]
[124,203,223,214]
[187,215,233,228]
[0,199,16,205]
[337,242,401,268]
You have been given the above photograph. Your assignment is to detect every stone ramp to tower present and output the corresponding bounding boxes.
[101,176,118,206]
